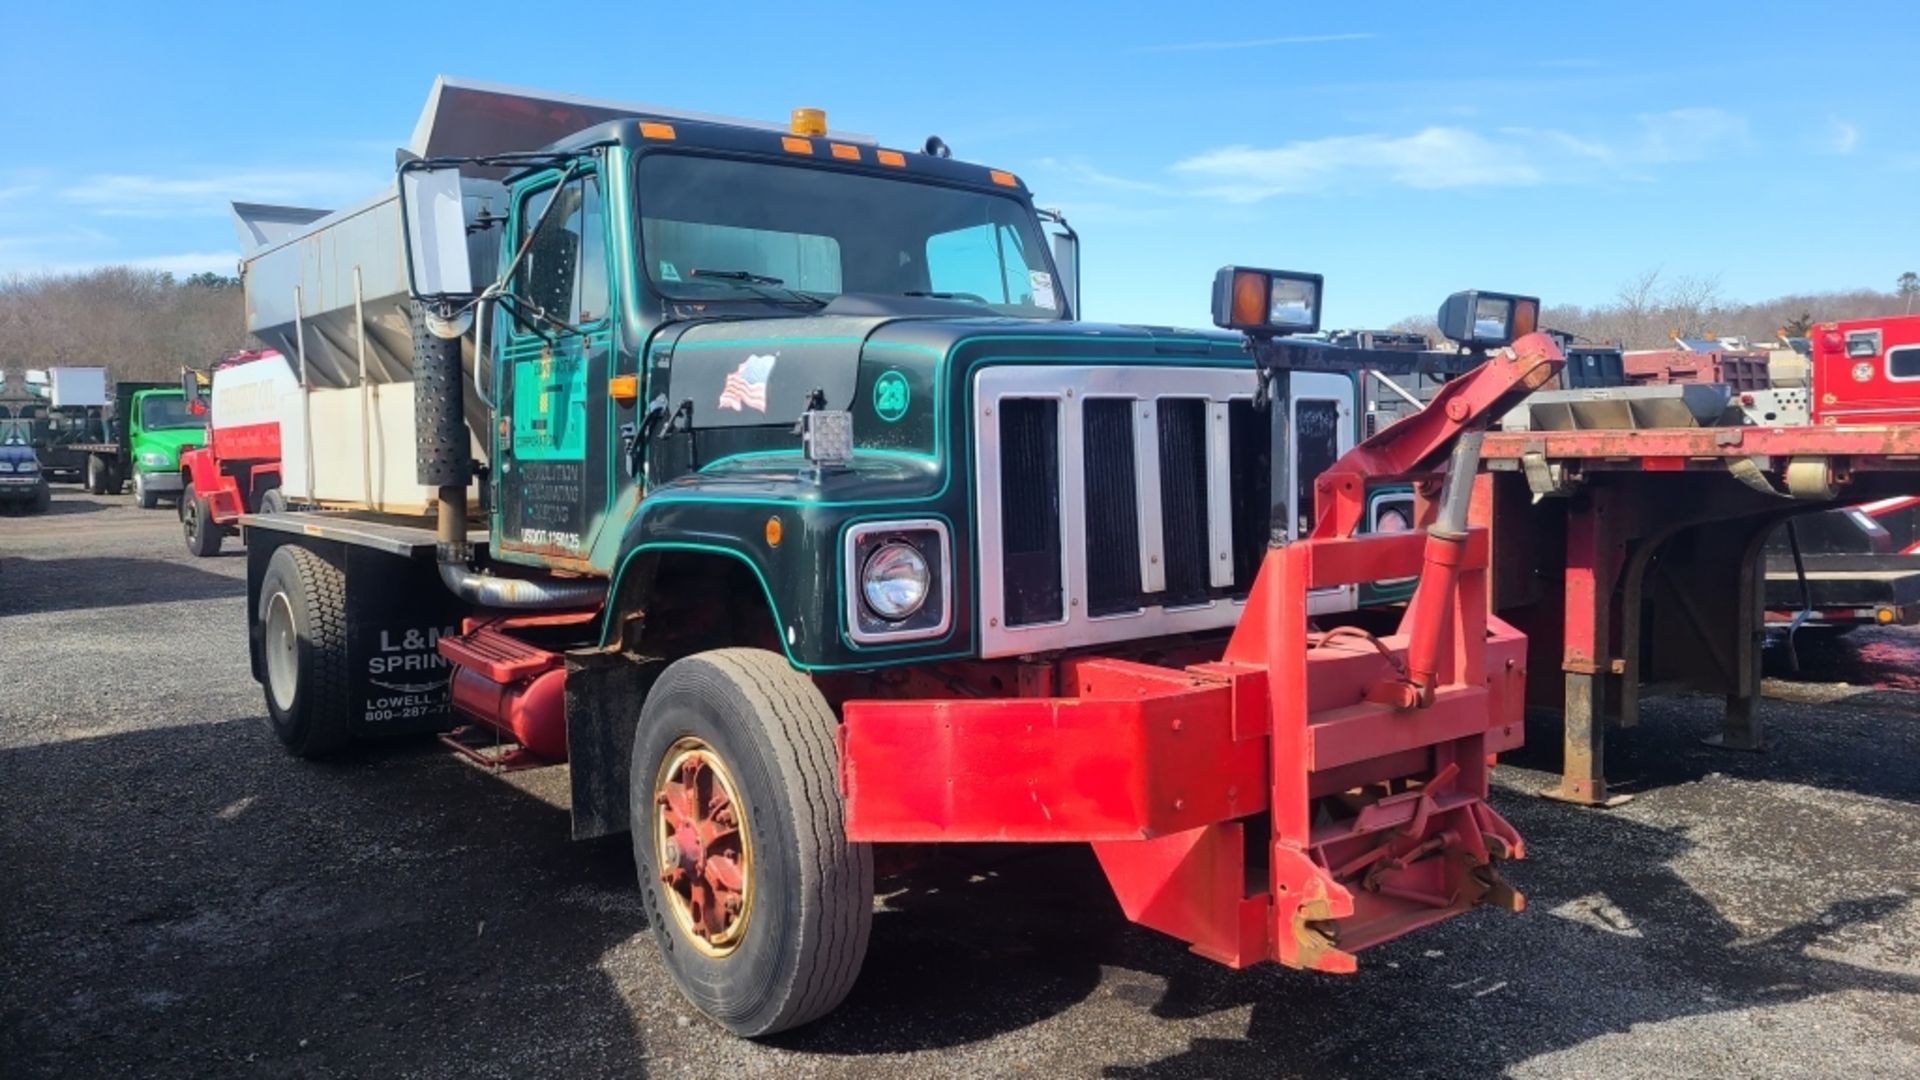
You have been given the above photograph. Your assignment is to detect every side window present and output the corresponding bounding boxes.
[514,174,609,327]
[926,223,1042,306]
[1888,345,1920,380]
[1293,399,1342,538]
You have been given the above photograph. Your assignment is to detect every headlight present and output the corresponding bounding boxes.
[862,542,930,621]
[18,460,37,474]
[0,462,13,473]
[845,520,951,643]
[140,450,171,466]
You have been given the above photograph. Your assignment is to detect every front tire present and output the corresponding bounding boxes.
[182,482,221,556]
[631,649,872,1036]
[135,471,159,509]
[258,487,288,515]
[258,545,352,757]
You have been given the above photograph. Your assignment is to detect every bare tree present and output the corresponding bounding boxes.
[1899,271,1919,315]
[0,268,248,383]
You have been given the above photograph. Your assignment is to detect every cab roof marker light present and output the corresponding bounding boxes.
[876,149,906,167]
[781,136,815,155]
[637,121,676,140]
[791,107,828,137]
[830,143,861,161]
[989,170,1019,188]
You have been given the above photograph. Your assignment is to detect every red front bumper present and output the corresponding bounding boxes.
[841,528,1527,973]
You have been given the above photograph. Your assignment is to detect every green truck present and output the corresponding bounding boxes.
[61,382,200,506]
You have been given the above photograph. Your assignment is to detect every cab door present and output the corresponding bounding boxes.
[492,166,616,567]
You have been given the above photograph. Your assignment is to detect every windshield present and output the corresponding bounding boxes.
[141,394,197,430]
[636,153,1064,319]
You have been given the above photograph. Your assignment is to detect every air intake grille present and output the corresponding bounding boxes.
[998,398,1063,627]
[1082,399,1142,617]
[1157,399,1211,607]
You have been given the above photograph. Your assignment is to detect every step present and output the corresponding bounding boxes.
[437,626,562,684]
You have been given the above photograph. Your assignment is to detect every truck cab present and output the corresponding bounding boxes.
[124,386,198,508]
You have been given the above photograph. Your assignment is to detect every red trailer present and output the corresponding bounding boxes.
[179,349,296,556]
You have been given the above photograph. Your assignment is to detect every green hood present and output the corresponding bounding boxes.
[133,427,200,469]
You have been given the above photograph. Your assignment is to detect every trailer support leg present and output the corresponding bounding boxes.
[1545,489,1632,806]
[1704,523,1770,753]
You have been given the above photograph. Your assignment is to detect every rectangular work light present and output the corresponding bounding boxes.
[1438,290,1540,348]
[1211,266,1324,336]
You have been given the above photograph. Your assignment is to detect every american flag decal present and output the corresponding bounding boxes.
[717,353,777,413]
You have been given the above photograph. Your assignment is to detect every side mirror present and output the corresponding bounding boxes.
[180,370,206,415]
[1037,208,1081,319]
[1050,230,1080,318]
[399,163,475,302]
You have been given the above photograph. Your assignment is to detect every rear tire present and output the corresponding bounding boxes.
[86,455,108,495]
[258,545,352,757]
[182,482,221,556]
[630,648,872,1036]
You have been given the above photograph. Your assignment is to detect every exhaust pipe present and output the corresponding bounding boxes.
[415,304,602,612]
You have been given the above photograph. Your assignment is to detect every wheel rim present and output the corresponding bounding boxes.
[264,591,299,712]
[181,497,197,540]
[654,736,754,956]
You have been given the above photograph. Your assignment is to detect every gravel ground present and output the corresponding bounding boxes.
[3,490,1917,1079]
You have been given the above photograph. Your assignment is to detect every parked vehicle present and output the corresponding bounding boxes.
[60,382,199,507]
[178,350,295,555]
[233,77,1545,1037]
[0,419,52,514]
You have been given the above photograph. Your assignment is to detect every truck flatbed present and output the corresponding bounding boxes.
[240,511,440,558]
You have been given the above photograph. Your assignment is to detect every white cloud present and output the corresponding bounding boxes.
[1825,118,1860,156]
[61,168,378,218]
[1161,108,1748,202]
[1131,32,1374,54]
[1173,128,1542,202]
[1631,107,1748,162]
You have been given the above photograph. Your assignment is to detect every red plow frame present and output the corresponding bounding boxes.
[842,334,1564,973]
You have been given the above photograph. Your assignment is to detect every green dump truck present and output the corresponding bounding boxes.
[61,381,201,506]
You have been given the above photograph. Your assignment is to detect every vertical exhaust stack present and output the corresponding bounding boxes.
[410,305,470,555]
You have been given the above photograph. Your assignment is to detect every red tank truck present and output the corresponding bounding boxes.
[178,349,298,556]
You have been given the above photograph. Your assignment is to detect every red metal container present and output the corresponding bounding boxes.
[1621,348,1770,391]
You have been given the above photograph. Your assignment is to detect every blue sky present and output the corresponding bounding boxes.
[1,1,1913,328]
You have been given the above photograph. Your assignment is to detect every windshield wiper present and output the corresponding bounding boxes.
[902,290,991,304]
[688,269,828,309]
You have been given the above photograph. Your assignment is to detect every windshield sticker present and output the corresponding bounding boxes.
[659,261,681,283]
[717,354,776,413]
[1029,270,1057,310]
[873,369,911,422]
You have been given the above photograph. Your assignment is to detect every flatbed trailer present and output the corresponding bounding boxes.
[1478,424,1920,804]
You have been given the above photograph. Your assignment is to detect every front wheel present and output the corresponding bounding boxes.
[134,471,160,509]
[182,482,221,556]
[257,487,288,515]
[631,649,873,1036]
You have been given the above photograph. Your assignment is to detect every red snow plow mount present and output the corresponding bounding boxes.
[842,332,1563,973]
